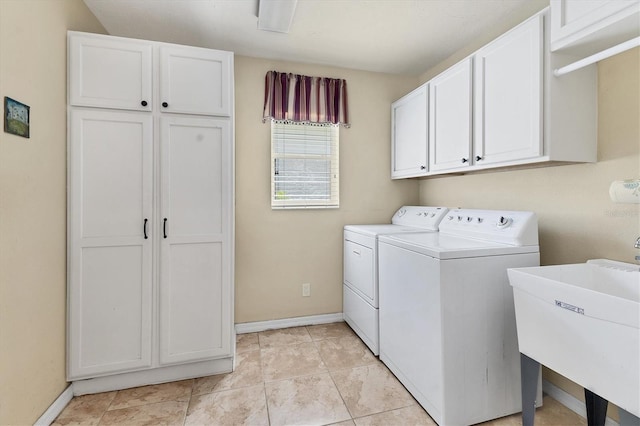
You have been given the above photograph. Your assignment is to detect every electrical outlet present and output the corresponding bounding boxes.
[302,283,311,297]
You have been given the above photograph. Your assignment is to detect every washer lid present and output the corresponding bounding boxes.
[379,232,539,259]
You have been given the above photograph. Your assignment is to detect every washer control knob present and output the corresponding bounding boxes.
[466,217,473,222]
[447,216,454,220]
[477,217,483,223]
[430,213,436,218]
[497,216,512,228]
[457,216,463,221]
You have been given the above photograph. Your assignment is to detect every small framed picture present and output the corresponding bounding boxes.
[4,97,30,138]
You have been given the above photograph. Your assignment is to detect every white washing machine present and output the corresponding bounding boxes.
[343,206,448,355]
[378,209,542,426]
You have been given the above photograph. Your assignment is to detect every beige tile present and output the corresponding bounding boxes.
[185,384,269,426]
[354,405,436,426]
[258,326,312,348]
[332,363,415,418]
[192,350,263,395]
[265,373,351,426]
[330,421,356,426]
[109,380,193,410]
[236,332,260,353]
[261,341,327,381]
[315,335,377,370]
[307,322,355,341]
[536,396,587,426]
[52,391,116,426]
[479,396,586,426]
[99,400,187,425]
[481,412,522,426]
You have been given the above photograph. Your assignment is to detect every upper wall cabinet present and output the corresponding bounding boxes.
[69,35,153,111]
[391,84,428,178]
[69,32,232,117]
[550,0,640,54]
[391,8,597,179]
[428,58,473,172]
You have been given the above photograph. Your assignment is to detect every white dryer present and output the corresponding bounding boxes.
[343,206,448,355]
[378,209,542,426]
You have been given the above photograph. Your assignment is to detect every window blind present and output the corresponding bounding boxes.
[271,121,339,209]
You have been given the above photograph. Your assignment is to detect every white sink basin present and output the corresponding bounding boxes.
[508,259,640,417]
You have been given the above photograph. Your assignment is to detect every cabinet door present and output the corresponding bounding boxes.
[429,58,473,172]
[550,0,640,52]
[474,15,543,166]
[68,33,152,111]
[159,46,232,116]
[391,84,428,178]
[68,109,153,379]
[159,116,232,365]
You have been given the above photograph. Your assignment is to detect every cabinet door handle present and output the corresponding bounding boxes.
[476,155,483,161]
[141,100,148,107]
[143,218,148,239]
[352,250,361,256]
[162,102,168,108]
[163,218,168,238]
[461,158,468,163]
[420,165,426,170]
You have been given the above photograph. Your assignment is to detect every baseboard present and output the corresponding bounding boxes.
[543,380,619,426]
[72,358,233,396]
[35,384,74,426]
[235,313,344,334]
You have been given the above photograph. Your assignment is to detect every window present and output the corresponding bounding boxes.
[271,121,339,209]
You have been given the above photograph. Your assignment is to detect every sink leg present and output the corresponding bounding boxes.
[585,389,608,426]
[618,408,640,426]
[521,353,540,426]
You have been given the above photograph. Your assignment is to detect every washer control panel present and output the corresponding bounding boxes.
[440,209,538,246]
[392,206,449,230]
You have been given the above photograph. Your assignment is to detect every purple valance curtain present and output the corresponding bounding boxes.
[262,71,350,127]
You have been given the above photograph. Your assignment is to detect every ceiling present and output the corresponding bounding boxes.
[83,0,545,76]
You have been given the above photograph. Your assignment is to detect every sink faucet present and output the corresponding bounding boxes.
[635,237,640,261]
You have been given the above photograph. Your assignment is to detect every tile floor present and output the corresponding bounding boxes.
[53,323,586,426]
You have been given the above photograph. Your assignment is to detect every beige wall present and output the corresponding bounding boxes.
[418,44,639,420]
[234,56,418,323]
[414,1,639,414]
[0,1,105,423]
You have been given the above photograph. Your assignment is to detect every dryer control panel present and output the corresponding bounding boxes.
[440,209,538,246]
[391,206,449,230]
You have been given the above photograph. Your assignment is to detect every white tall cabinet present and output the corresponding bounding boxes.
[67,31,234,392]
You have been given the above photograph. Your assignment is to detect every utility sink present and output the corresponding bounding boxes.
[508,259,640,418]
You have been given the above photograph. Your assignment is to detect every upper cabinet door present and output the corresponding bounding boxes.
[474,14,543,167]
[429,58,473,172]
[159,46,232,116]
[550,0,640,53]
[391,84,428,179]
[69,34,152,111]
